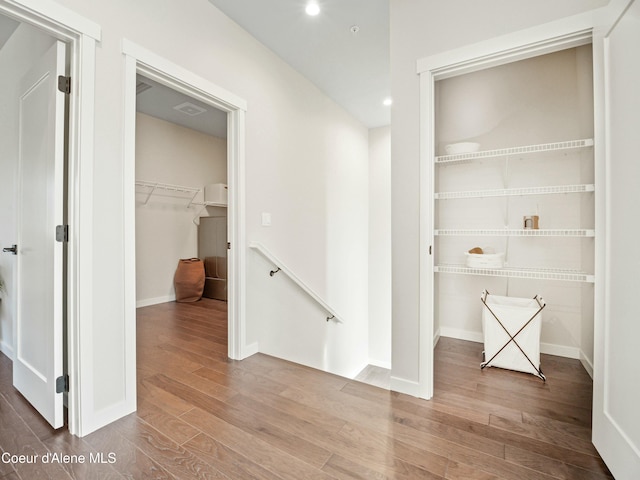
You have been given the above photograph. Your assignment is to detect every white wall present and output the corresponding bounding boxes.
[368,126,391,368]
[0,23,55,358]
[247,114,370,379]
[46,0,369,431]
[389,0,609,390]
[135,112,226,306]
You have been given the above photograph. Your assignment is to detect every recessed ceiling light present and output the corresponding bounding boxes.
[305,2,320,16]
[383,97,393,106]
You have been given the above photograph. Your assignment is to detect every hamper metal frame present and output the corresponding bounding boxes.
[480,290,547,381]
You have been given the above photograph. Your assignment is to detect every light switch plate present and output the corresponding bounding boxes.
[261,212,272,226]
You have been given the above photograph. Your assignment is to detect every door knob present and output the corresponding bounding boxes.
[2,245,17,255]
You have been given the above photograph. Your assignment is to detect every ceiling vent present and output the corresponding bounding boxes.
[136,80,152,95]
[173,102,207,116]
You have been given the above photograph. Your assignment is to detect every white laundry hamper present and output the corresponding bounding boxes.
[480,290,546,381]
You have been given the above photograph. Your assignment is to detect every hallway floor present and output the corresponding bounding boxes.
[0,299,612,479]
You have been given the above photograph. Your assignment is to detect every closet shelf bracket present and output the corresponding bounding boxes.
[135,180,201,208]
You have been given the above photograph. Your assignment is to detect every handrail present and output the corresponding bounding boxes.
[249,241,343,323]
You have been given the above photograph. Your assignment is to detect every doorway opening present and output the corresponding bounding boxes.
[417,29,606,473]
[134,74,231,379]
[417,27,598,401]
[122,40,249,414]
[134,74,229,308]
[430,44,595,395]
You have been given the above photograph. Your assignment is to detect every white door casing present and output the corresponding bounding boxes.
[592,0,640,478]
[121,41,249,414]
[13,40,66,429]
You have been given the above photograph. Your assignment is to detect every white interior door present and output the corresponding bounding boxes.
[13,40,66,429]
[592,0,640,478]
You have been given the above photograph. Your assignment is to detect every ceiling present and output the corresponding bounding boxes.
[0,12,227,139]
[0,14,19,50]
[4,0,390,137]
[136,75,228,138]
[207,0,390,128]
[140,0,390,137]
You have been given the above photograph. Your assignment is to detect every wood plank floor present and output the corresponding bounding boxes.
[0,298,613,479]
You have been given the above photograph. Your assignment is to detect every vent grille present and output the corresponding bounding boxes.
[173,102,207,116]
[136,81,152,95]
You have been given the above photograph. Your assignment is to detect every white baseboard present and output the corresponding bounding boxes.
[540,342,580,359]
[79,398,137,437]
[136,295,176,308]
[390,375,420,397]
[348,360,372,380]
[241,342,259,359]
[580,350,594,379]
[433,328,441,348]
[0,340,14,360]
[439,327,581,359]
[440,327,482,344]
[367,358,391,370]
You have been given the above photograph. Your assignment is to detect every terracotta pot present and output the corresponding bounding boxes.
[174,258,205,302]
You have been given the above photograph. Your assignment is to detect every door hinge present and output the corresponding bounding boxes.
[58,75,71,94]
[56,374,69,393]
[56,225,69,242]
[227,242,231,250]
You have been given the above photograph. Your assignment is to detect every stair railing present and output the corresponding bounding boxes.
[249,241,343,323]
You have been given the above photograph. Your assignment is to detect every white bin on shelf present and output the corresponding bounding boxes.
[465,251,504,269]
[480,290,546,381]
[204,183,228,206]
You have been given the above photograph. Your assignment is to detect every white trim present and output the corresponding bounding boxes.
[3,0,100,41]
[0,0,99,437]
[418,17,602,404]
[0,340,14,360]
[243,341,259,358]
[348,361,372,381]
[438,327,582,360]
[580,350,594,379]
[439,327,483,344]
[79,401,137,438]
[121,39,246,112]
[597,20,613,460]
[433,328,441,349]
[368,359,392,370]
[418,71,435,400]
[390,375,421,397]
[116,52,138,432]
[122,40,249,378]
[227,108,248,360]
[540,342,580,360]
[136,295,176,309]
[417,11,600,77]
[69,33,97,438]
